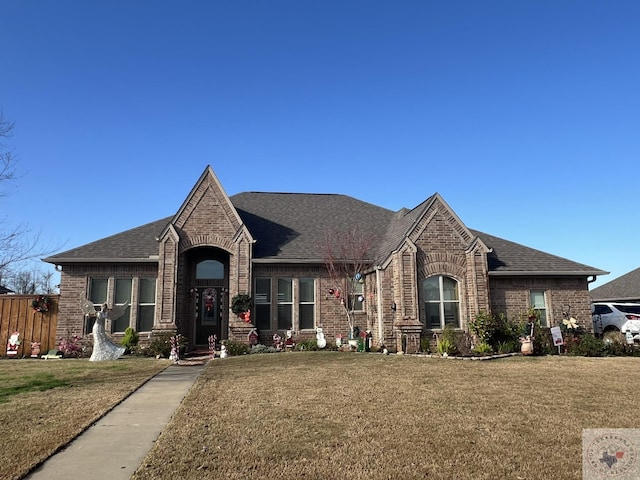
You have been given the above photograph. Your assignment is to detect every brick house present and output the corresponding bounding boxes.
[44,166,607,352]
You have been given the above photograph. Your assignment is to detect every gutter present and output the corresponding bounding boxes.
[488,270,609,277]
[42,256,160,264]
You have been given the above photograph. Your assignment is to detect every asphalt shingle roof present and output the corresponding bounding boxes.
[45,218,171,262]
[471,230,606,275]
[231,192,394,261]
[44,192,607,277]
[590,267,640,301]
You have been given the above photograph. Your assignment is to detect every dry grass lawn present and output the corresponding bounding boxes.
[0,357,170,480]
[131,353,640,480]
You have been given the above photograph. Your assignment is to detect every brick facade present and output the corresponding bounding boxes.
[50,167,600,352]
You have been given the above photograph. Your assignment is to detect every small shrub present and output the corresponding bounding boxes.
[294,338,318,351]
[223,340,249,356]
[570,333,605,357]
[469,310,496,344]
[496,340,520,354]
[121,327,139,354]
[603,331,630,356]
[148,332,174,358]
[58,334,89,358]
[437,338,456,355]
[532,325,556,355]
[420,337,431,354]
[469,311,522,352]
[603,330,625,344]
[250,344,279,354]
[437,325,458,355]
[472,341,493,355]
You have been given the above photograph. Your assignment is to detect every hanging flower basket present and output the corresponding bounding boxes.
[32,295,52,313]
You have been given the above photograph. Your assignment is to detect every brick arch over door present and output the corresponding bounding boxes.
[178,233,236,254]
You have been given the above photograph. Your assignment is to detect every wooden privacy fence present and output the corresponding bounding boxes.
[0,295,59,358]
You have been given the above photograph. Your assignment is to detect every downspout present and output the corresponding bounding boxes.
[376,266,383,344]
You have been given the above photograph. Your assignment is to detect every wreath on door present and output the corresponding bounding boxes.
[203,288,216,312]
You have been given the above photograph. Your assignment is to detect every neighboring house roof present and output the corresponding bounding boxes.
[44,192,607,277]
[0,285,13,294]
[590,267,640,302]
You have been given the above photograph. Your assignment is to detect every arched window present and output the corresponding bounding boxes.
[196,260,224,280]
[423,275,460,329]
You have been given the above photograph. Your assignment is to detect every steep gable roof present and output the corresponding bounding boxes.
[161,165,248,242]
[590,267,640,301]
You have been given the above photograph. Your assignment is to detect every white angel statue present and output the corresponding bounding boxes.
[81,298,129,361]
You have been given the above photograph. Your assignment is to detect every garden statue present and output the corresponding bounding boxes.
[248,328,259,346]
[316,328,326,349]
[81,298,129,361]
[6,332,20,356]
[273,333,283,351]
[30,342,41,358]
[285,330,295,350]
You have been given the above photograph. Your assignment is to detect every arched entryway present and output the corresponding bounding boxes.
[186,247,230,347]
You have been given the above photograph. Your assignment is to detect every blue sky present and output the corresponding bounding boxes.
[1,0,638,289]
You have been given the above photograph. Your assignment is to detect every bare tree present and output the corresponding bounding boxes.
[4,266,58,294]
[8,269,37,294]
[322,228,372,338]
[0,114,61,282]
[40,269,57,294]
[0,112,17,190]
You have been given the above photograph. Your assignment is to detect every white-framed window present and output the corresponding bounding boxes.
[113,278,132,333]
[423,275,460,329]
[254,277,317,331]
[86,278,108,334]
[277,278,293,330]
[89,278,108,306]
[347,278,364,312]
[254,277,272,330]
[298,277,315,330]
[137,278,156,332]
[530,290,548,327]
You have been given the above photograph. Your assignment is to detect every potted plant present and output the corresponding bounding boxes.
[520,319,535,355]
[231,294,253,321]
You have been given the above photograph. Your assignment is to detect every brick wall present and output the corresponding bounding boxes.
[489,276,593,330]
[57,263,159,340]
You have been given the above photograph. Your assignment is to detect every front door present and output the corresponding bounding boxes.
[196,287,223,345]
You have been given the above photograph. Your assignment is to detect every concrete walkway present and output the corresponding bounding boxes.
[26,362,207,480]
